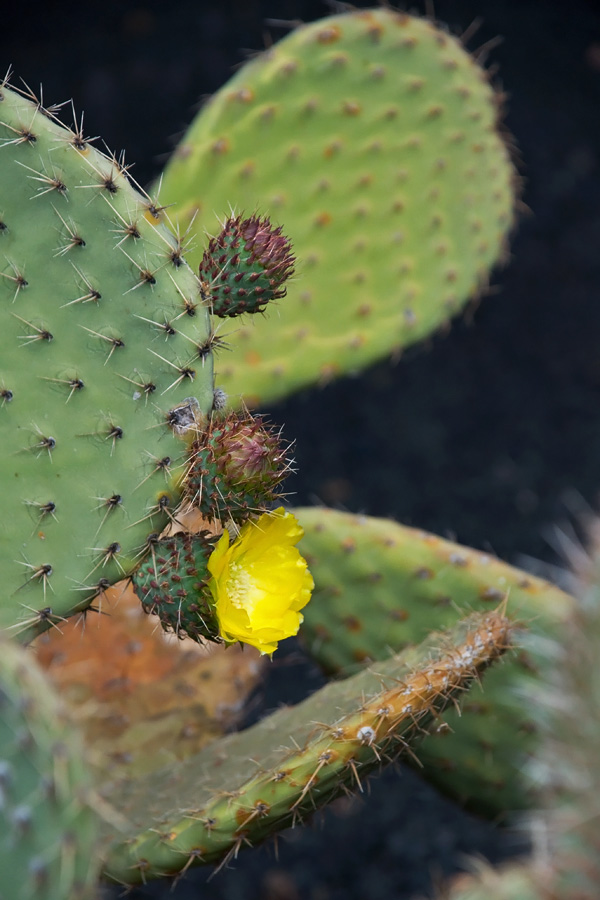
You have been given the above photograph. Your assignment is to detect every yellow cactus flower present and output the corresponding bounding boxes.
[207,508,314,655]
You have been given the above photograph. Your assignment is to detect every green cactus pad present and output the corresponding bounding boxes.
[295,506,572,816]
[0,634,100,899]
[100,610,511,883]
[133,531,220,643]
[183,411,293,522]
[159,8,516,406]
[0,81,216,640]
[296,507,571,670]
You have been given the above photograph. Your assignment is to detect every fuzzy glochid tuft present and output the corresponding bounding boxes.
[199,214,295,317]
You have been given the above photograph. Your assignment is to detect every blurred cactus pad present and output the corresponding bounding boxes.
[160,8,516,406]
[0,632,101,900]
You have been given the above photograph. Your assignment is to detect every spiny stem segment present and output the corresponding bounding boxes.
[102,611,512,882]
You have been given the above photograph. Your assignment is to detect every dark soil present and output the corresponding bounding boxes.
[2,1,599,897]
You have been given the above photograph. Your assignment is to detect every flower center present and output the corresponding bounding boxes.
[227,562,257,613]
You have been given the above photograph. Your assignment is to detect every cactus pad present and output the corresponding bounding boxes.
[297,507,570,671]
[296,506,572,815]
[160,8,516,406]
[0,633,100,899]
[0,81,216,639]
[100,610,512,882]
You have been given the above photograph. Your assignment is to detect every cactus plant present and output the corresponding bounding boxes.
[0,5,579,897]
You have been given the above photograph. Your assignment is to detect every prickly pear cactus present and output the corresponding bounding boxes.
[160,9,516,406]
[0,80,216,640]
[0,9,560,897]
[0,632,100,899]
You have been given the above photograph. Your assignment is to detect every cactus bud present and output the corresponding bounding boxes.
[184,412,293,523]
[133,532,221,644]
[199,214,295,317]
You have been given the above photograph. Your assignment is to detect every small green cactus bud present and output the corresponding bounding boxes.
[199,214,295,317]
[184,412,293,522]
[133,531,220,643]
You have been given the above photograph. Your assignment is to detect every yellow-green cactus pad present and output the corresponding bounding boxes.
[160,9,516,406]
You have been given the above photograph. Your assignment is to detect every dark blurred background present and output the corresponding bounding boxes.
[2,1,600,897]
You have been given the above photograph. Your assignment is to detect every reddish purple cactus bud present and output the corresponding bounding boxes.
[199,214,295,317]
[184,412,295,523]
